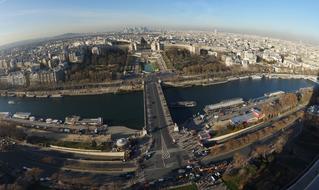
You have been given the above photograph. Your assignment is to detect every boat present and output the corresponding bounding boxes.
[78,117,103,126]
[8,100,15,105]
[264,91,285,97]
[13,112,31,120]
[26,94,36,98]
[16,93,25,97]
[239,76,249,80]
[251,75,262,80]
[204,98,244,113]
[0,112,10,118]
[7,93,16,97]
[170,101,197,108]
[36,95,49,98]
[227,77,238,81]
[51,94,63,98]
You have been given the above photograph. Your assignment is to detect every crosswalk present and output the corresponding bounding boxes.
[161,133,170,161]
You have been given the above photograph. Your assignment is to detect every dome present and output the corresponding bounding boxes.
[116,138,128,147]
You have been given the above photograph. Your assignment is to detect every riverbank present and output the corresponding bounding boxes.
[163,73,319,89]
[1,117,143,141]
[0,83,143,98]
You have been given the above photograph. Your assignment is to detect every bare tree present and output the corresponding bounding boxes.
[233,152,248,168]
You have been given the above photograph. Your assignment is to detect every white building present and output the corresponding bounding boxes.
[243,51,257,64]
[225,56,235,66]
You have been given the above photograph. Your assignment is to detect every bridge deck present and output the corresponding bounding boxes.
[143,75,188,180]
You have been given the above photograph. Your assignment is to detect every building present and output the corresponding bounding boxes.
[151,41,161,51]
[29,67,65,86]
[0,60,9,70]
[7,71,26,86]
[225,56,235,66]
[198,130,211,140]
[230,108,264,126]
[243,51,257,64]
[69,51,84,63]
[92,47,100,55]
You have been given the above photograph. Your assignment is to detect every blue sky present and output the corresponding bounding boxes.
[0,0,318,45]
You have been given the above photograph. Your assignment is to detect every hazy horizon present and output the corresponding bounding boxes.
[0,0,319,46]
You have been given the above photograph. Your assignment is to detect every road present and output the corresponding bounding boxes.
[1,144,136,173]
[288,158,319,190]
[305,173,319,190]
[0,144,137,187]
[207,104,306,144]
[143,75,188,180]
[202,113,304,164]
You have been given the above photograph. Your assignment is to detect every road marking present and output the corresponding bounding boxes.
[145,79,172,168]
[161,132,170,160]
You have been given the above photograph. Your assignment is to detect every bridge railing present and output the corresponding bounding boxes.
[143,81,148,130]
[156,82,174,127]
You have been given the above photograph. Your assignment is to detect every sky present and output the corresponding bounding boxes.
[0,0,318,46]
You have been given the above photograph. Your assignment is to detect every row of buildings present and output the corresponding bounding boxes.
[0,67,65,86]
[1,30,319,86]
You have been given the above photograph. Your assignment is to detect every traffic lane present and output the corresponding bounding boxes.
[305,173,319,190]
[15,145,136,169]
[161,127,177,149]
[289,159,319,190]
[0,146,64,176]
[150,81,178,149]
[147,86,169,170]
[151,83,175,148]
[1,146,131,185]
[146,79,177,148]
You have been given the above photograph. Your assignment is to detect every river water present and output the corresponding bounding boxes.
[0,78,315,129]
[164,78,315,124]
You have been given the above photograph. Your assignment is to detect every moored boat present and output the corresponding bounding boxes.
[170,101,197,108]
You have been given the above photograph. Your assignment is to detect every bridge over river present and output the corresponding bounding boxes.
[142,74,189,180]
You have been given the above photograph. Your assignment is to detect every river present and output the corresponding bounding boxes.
[0,78,315,129]
[164,78,315,124]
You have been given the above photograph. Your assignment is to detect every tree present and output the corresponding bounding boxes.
[24,167,43,182]
[91,140,97,148]
[233,153,248,168]
[251,145,269,159]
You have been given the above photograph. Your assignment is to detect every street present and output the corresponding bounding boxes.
[142,75,188,180]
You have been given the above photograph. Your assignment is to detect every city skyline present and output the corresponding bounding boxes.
[0,0,319,46]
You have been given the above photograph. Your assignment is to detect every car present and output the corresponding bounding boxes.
[186,165,193,169]
[145,152,154,160]
[178,169,186,174]
[22,166,31,171]
[125,173,134,179]
[149,181,156,185]
[201,150,208,156]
